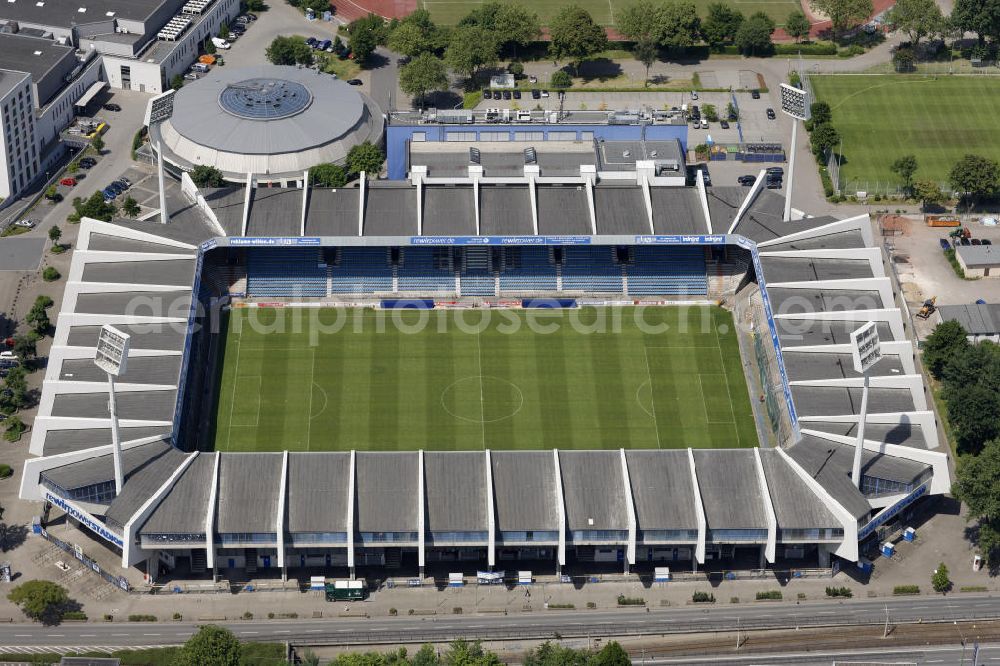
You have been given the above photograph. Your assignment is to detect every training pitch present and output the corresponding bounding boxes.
[419,0,800,26]
[810,75,1000,189]
[211,306,757,453]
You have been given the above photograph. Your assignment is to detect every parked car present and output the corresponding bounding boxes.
[961,237,972,245]
[541,90,549,98]
[482,89,492,99]
[78,158,96,169]
[719,120,729,129]
[738,175,756,186]
[102,103,121,112]
[230,23,245,34]
[117,177,131,187]
[513,89,521,99]
[766,108,776,120]
[184,72,199,80]
[751,90,761,99]
[765,179,782,189]
[973,238,983,245]
[14,219,35,229]
[306,37,318,46]
[984,239,993,245]
[347,79,363,86]
[211,37,231,50]
[317,39,332,51]
[939,238,952,250]
[60,177,77,187]
[691,91,699,100]
[502,90,511,100]
[766,166,784,176]
[531,89,540,99]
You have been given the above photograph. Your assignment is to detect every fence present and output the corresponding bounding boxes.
[34,522,131,592]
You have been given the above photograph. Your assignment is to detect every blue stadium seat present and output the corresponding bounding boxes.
[331,247,393,294]
[246,248,326,297]
[561,247,623,293]
[459,247,496,297]
[499,247,558,293]
[626,246,707,295]
[398,247,454,294]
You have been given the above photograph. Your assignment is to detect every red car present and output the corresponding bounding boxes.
[60,177,77,186]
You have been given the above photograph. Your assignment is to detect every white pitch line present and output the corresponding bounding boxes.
[475,328,486,450]
[643,346,662,449]
[224,320,243,452]
[306,347,316,451]
[713,321,741,446]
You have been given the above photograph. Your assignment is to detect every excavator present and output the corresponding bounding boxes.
[916,297,937,319]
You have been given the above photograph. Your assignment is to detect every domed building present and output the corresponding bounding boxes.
[149,64,384,184]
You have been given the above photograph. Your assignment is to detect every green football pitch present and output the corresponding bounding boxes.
[809,75,1000,189]
[419,0,800,27]
[211,306,757,453]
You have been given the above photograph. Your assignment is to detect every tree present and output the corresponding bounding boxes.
[893,46,916,72]
[548,5,608,76]
[950,154,1000,205]
[459,2,541,57]
[922,320,969,379]
[808,0,873,41]
[309,163,349,188]
[348,14,389,64]
[265,35,313,66]
[174,625,241,666]
[205,37,217,55]
[702,3,745,46]
[523,641,590,666]
[810,123,839,159]
[951,0,1000,45]
[47,225,61,247]
[11,334,37,361]
[785,9,812,41]
[591,641,631,666]
[734,11,775,55]
[914,179,946,210]
[387,9,446,57]
[954,441,1000,566]
[90,134,104,154]
[122,196,140,218]
[25,303,50,335]
[809,101,832,126]
[444,25,499,83]
[617,0,700,48]
[399,52,449,105]
[633,38,659,85]
[219,22,230,39]
[945,382,1000,454]
[170,74,185,90]
[245,0,266,10]
[189,165,225,188]
[887,0,942,45]
[550,70,573,89]
[7,580,69,622]
[890,154,918,191]
[931,562,951,593]
[72,191,116,222]
[441,640,502,666]
[346,141,384,177]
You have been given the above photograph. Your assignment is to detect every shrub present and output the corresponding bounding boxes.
[893,585,920,595]
[508,61,524,77]
[242,611,253,620]
[944,248,971,279]
[0,464,12,479]
[172,612,183,620]
[703,103,719,122]
[932,563,951,593]
[452,606,463,614]
[617,595,645,606]
[550,70,572,89]
[586,601,597,609]
[388,607,397,616]
[547,603,575,609]
[63,611,87,620]
[103,613,114,621]
[692,591,715,603]
[730,596,740,604]
[42,267,60,282]
[774,41,837,55]
[961,586,988,593]
[825,586,853,598]
[407,609,415,615]
[755,590,782,600]
[128,614,157,622]
[50,245,66,255]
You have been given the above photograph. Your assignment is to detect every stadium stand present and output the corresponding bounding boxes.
[561,247,624,293]
[246,248,326,297]
[627,246,708,295]
[499,247,558,293]
[458,247,497,297]
[331,248,393,294]
[397,248,454,293]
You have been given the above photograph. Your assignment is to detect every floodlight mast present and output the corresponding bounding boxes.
[95,325,131,494]
[779,83,811,223]
[850,322,882,489]
[144,90,176,225]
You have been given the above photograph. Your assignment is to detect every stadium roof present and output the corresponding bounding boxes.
[694,450,767,530]
[490,450,560,533]
[286,452,351,534]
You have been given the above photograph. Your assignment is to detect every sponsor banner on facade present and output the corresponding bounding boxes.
[229,237,322,247]
[634,235,727,245]
[45,492,123,548]
[410,236,592,246]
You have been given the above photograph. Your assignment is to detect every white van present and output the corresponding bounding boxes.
[211,37,231,49]
[191,62,209,73]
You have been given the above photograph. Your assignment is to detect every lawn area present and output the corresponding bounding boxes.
[419,0,800,26]
[809,75,1000,190]
[211,306,757,452]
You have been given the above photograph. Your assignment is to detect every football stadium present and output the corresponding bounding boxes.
[17,101,950,587]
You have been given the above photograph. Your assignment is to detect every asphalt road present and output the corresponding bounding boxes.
[647,642,1000,665]
[1,593,999,651]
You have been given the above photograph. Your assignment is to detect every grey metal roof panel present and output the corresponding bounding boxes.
[216,453,283,534]
[767,288,883,314]
[793,385,915,416]
[760,257,874,283]
[536,186,591,235]
[734,193,840,243]
[706,186,744,230]
[203,187,247,237]
[775,319,896,347]
[305,188,360,236]
[625,450,697,531]
[355,451,418,533]
[246,188,303,237]
[0,33,74,82]
[363,187,418,236]
[490,450,559,532]
[41,440,172,493]
[107,210,216,246]
[410,152,474,178]
[87,233,193,255]
[59,355,182,385]
[287,453,351,533]
[424,451,487,533]
[693,450,767,530]
[81,260,195,286]
[537,151,594,176]
[66,324,185,350]
[956,244,1000,267]
[558,450,627,531]
[105,445,189,528]
[74,291,192,316]
[50,390,177,421]
[480,185,533,236]
[42,426,172,456]
[786,435,870,519]
[140,454,215,535]
[0,0,167,27]
[423,187,476,236]
[761,230,868,252]
[938,304,1000,336]
[594,186,648,235]
[803,421,929,449]
[758,449,838,530]
[651,188,705,235]
[783,351,905,381]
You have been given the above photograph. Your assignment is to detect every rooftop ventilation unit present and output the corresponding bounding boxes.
[181,0,214,14]
[157,15,191,40]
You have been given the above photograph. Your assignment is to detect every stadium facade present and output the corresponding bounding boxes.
[18,135,949,584]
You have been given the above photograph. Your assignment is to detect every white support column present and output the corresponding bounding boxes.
[485,449,496,568]
[526,166,540,236]
[619,449,637,574]
[552,449,567,573]
[156,141,169,225]
[728,169,767,234]
[687,449,706,567]
[240,173,253,237]
[417,449,426,576]
[640,175,655,234]
[584,174,597,235]
[358,173,366,237]
[276,450,289,578]
[752,448,777,565]
[471,166,483,235]
[107,375,124,495]
[695,168,712,233]
[852,373,870,489]
[783,121,797,223]
[347,450,356,577]
[415,173,423,236]
[300,170,309,237]
[205,451,221,573]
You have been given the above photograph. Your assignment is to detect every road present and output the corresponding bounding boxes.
[1,593,998,651]
[646,642,1000,664]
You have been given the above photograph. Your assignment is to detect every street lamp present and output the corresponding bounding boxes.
[95,325,130,493]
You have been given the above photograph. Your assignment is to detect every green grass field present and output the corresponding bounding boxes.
[211,306,757,452]
[810,75,1000,189]
[419,0,800,27]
